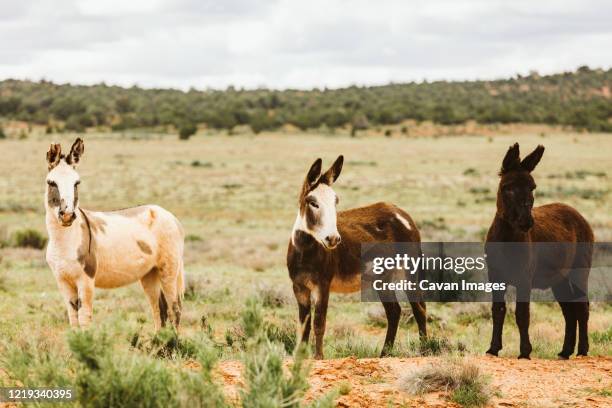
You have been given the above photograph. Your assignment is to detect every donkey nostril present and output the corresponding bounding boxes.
[325,235,340,247]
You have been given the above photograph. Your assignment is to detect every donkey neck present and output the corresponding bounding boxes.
[491,213,529,242]
[45,207,84,244]
[292,230,329,256]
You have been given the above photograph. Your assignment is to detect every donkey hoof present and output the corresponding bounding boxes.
[517,354,531,360]
[557,352,571,360]
[576,352,588,357]
[314,353,324,360]
[485,349,499,357]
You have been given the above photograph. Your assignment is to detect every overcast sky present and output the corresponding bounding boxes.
[0,0,610,90]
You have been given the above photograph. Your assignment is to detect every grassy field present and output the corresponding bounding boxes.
[0,131,610,406]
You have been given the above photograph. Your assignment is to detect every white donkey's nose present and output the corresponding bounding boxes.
[59,209,76,225]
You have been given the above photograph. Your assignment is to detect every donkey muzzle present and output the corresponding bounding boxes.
[59,210,77,226]
[324,234,341,249]
[518,216,534,232]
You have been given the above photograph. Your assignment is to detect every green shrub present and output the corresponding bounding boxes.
[69,330,228,408]
[179,122,197,140]
[591,327,612,345]
[12,228,47,249]
[131,327,212,359]
[0,335,72,388]
[265,321,297,354]
[257,284,290,308]
[328,337,379,359]
[190,160,213,168]
[238,298,334,408]
[409,336,452,356]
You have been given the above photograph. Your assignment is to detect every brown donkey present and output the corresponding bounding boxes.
[485,143,593,359]
[287,156,427,359]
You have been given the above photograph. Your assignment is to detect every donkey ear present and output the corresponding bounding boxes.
[46,143,62,171]
[66,138,84,167]
[500,143,521,174]
[305,158,323,186]
[521,145,545,173]
[321,155,344,185]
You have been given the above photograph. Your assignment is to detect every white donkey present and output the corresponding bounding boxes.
[45,138,185,329]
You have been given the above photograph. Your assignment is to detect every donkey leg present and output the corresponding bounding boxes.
[410,301,428,338]
[292,284,312,345]
[57,278,79,327]
[140,268,164,330]
[576,301,589,356]
[552,281,577,359]
[313,284,330,360]
[558,302,577,359]
[515,301,532,359]
[159,262,181,329]
[77,276,95,328]
[486,289,506,356]
[379,299,400,357]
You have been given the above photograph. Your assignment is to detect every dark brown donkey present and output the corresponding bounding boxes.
[485,143,593,359]
[287,156,427,359]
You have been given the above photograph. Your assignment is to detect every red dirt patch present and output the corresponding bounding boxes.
[216,355,612,407]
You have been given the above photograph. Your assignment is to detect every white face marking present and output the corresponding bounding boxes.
[292,183,341,249]
[46,161,81,222]
[395,213,412,231]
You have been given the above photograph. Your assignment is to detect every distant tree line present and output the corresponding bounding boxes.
[0,66,611,135]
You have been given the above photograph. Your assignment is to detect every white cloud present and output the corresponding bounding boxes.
[0,0,610,89]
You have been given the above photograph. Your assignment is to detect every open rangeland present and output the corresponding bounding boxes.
[0,131,610,407]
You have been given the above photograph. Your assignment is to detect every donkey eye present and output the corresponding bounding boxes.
[309,201,319,209]
[47,180,57,187]
[75,181,81,186]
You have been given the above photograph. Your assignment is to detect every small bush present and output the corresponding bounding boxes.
[400,359,491,407]
[591,327,612,345]
[185,233,203,242]
[238,298,335,408]
[183,274,208,301]
[69,330,228,408]
[329,337,379,359]
[190,160,213,168]
[338,381,351,396]
[265,320,297,354]
[409,336,452,356]
[0,335,72,387]
[257,283,290,308]
[131,327,209,359]
[225,304,296,353]
[179,122,197,140]
[12,228,47,249]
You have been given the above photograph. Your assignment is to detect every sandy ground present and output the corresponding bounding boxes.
[217,356,612,407]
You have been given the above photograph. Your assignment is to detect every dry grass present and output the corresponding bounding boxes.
[400,358,492,407]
